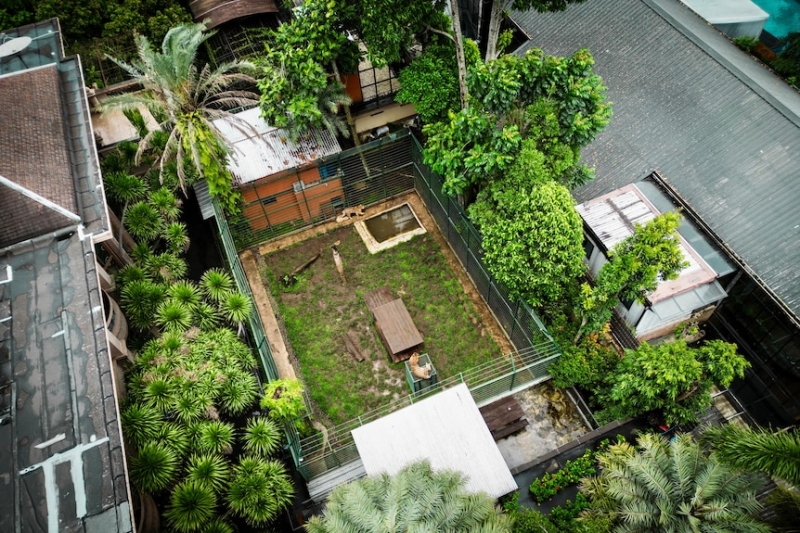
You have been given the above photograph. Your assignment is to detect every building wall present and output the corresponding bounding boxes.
[240,166,344,231]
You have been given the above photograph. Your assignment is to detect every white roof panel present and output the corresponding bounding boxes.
[352,384,517,499]
[680,0,768,24]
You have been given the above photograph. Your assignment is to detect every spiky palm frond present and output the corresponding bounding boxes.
[193,302,221,330]
[186,453,231,494]
[164,480,217,533]
[168,281,202,306]
[582,433,770,533]
[105,172,148,205]
[98,23,259,193]
[157,421,191,458]
[126,201,162,241]
[174,393,208,424]
[220,291,252,325]
[121,403,162,448]
[121,279,166,330]
[702,424,800,486]
[306,460,508,533]
[145,252,188,282]
[131,241,154,265]
[219,370,258,416]
[196,420,236,455]
[201,269,234,302]
[130,441,179,494]
[150,186,182,221]
[166,222,190,253]
[143,376,176,414]
[156,300,194,332]
[199,518,235,533]
[227,456,294,527]
[243,417,281,457]
[116,264,147,288]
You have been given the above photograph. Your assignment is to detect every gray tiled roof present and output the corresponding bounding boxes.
[512,0,800,322]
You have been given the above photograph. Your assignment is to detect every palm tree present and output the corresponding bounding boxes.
[164,480,217,533]
[702,424,800,533]
[219,370,258,416]
[582,433,770,533]
[130,441,180,493]
[98,23,260,193]
[701,424,800,486]
[242,417,281,457]
[201,269,234,302]
[226,456,294,527]
[306,460,511,533]
[121,403,162,447]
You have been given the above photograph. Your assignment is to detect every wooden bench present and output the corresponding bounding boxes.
[364,287,424,363]
[479,396,529,441]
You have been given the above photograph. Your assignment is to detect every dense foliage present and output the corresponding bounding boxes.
[99,24,259,211]
[599,339,748,424]
[424,48,610,201]
[574,212,686,343]
[306,460,511,533]
[396,42,461,124]
[582,433,769,533]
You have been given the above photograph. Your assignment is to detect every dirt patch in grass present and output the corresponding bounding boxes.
[260,218,506,426]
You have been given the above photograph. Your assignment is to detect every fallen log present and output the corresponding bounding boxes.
[281,251,321,286]
[342,331,365,362]
[332,240,346,284]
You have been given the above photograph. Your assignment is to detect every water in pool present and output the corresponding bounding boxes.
[364,204,421,243]
[752,0,800,38]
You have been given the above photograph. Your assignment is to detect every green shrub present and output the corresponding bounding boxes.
[529,449,596,503]
[734,35,759,52]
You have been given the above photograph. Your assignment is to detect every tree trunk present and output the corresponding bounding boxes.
[330,60,372,178]
[676,382,700,402]
[484,0,510,61]
[450,0,469,108]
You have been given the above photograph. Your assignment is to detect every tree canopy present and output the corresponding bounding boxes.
[575,211,686,342]
[99,23,260,211]
[423,48,610,201]
[583,433,769,533]
[601,339,749,424]
[306,460,511,533]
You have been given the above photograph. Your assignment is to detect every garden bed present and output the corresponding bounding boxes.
[260,222,504,426]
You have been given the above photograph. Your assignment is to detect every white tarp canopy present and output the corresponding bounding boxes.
[352,383,518,499]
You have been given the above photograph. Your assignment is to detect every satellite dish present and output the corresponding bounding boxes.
[0,36,32,59]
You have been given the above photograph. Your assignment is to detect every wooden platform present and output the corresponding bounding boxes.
[364,286,423,363]
[479,396,529,441]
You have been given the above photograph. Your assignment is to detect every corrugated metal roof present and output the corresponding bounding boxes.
[214,107,342,185]
[351,383,518,499]
[512,0,800,322]
[578,184,717,303]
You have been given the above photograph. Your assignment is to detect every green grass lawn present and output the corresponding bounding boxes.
[261,225,502,426]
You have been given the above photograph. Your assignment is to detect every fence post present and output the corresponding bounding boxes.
[509,352,516,391]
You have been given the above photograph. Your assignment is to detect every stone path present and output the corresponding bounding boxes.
[495,383,589,472]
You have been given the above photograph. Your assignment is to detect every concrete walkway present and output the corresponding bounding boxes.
[240,250,295,379]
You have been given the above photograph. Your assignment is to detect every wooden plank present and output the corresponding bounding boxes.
[371,299,423,360]
[492,419,529,441]
[363,286,394,312]
[479,396,527,436]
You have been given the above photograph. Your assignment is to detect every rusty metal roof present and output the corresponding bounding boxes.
[214,107,342,185]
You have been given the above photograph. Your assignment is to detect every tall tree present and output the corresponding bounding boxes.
[306,460,511,533]
[600,339,749,425]
[583,433,770,533]
[424,48,610,204]
[574,212,686,343]
[98,23,260,211]
[482,0,588,60]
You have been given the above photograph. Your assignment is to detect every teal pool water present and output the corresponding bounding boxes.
[752,0,800,38]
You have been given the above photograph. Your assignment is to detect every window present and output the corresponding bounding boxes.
[261,195,277,206]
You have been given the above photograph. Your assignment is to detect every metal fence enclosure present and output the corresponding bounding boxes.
[229,130,416,249]
[214,130,563,483]
[294,343,561,481]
